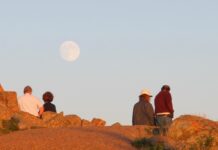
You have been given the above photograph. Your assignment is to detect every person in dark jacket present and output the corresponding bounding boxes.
[154,85,174,135]
[42,91,57,113]
[132,89,154,126]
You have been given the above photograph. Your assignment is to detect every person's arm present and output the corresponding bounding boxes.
[132,106,136,125]
[145,103,155,125]
[38,107,44,116]
[165,92,174,117]
[54,105,57,113]
[36,98,44,116]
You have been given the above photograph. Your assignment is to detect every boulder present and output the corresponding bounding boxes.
[11,111,46,130]
[0,104,14,120]
[0,84,4,92]
[81,119,92,127]
[132,136,176,150]
[41,111,58,122]
[111,122,122,127]
[65,115,81,127]
[0,90,19,120]
[168,115,218,150]
[148,136,176,150]
[45,112,69,128]
[0,91,19,113]
[91,118,106,127]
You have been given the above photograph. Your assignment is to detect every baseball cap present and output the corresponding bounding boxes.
[140,89,152,97]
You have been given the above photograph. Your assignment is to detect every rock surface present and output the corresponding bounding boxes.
[45,112,69,128]
[65,115,81,127]
[1,111,107,130]
[0,126,155,150]
[148,136,176,149]
[81,119,92,127]
[111,122,122,127]
[41,111,58,122]
[0,104,14,120]
[91,118,106,127]
[0,92,19,113]
[11,111,46,130]
[0,91,19,120]
[0,84,4,92]
[2,114,217,150]
[168,115,218,150]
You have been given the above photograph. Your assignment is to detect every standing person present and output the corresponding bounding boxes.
[154,85,174,136]
[132,89,154,126]
[18,86,44,117]
[42,91,57,113]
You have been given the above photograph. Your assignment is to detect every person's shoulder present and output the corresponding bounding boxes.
[159,91,168,95]
[31,95,40,100]
[18,94,28,101]
[44,102,55,106]
[51,103,56,106]
[161,91,171,99]
[17,95,24,100]
[145,101,152,107]
[155,92,162,97]
[51,103,56,108]
[164,91,171,95]
[17,96,24,104]
[31,95,42,103]
[133,101,140,107]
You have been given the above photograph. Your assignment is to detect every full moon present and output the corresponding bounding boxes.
[60,41,80,62]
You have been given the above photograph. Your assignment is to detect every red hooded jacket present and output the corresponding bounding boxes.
[154,91,174,114]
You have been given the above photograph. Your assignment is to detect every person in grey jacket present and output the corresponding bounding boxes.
[132,89,154,126]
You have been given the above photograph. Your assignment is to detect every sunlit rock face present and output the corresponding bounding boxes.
[0,84,4,92]
[168,115,218,150]
[0,88,19,120]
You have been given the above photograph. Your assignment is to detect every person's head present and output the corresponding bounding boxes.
[139,89,152,102]
[24,86,32,94]
[43,91,54,103]
[161,85,171,92]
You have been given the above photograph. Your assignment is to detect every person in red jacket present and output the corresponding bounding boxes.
[154,85,174,135]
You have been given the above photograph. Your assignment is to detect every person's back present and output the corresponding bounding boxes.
[133,100,154,125]
[18,86,43,117]
[42,91,57,113]
[43,102,56,112]
[155,89,173,115]
[132,89,154,126]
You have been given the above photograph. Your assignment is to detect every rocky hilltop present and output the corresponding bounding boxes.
[0,85,107,130]
[0,85,218,150]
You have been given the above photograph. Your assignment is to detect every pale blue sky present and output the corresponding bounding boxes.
[1,1,218,125]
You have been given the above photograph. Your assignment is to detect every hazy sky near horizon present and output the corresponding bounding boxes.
[1,1,218,125]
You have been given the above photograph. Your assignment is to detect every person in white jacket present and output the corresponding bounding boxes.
[18,86,44,117]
